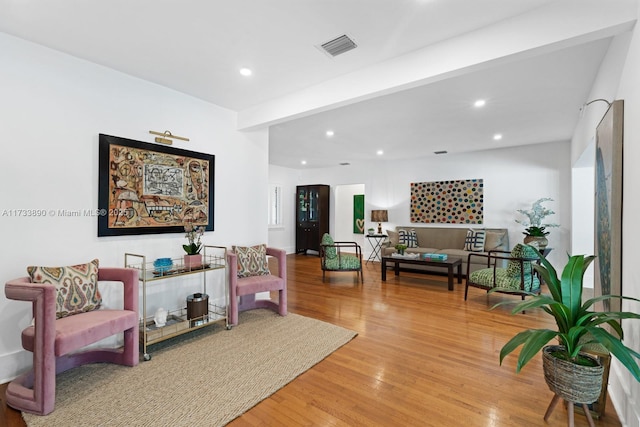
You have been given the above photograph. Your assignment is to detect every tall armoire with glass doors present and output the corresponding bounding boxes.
[295,185,329,254]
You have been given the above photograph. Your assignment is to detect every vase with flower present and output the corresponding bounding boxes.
[183,223,204,269]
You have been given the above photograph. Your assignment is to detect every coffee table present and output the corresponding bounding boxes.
[381,255,462,291]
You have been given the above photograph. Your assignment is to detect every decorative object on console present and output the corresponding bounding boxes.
[153,257,173,274]
[410,179,483,224]
[494,250,640,426]
[186,293,209,326]
[371,209,388,235]
[183,222,204,268]
[98,134,214,237]
[154,307,168,327]
[515,197,558,249]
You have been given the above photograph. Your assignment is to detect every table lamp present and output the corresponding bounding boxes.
[371,210,388,235]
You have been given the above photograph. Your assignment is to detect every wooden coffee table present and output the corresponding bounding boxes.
[381,256,462,291]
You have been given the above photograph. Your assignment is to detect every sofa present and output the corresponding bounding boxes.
[381,226,510,275]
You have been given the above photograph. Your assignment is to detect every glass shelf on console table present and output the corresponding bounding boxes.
[124,245,228,361]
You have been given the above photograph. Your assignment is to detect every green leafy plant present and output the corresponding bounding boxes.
[395,244,407,254]
[495,249,640,381]
[182,223,204,255]
[523,226,549,237]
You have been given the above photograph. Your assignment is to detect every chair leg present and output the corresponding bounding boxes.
[464,283,469,300]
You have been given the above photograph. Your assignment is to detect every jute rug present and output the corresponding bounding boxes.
[23,309,357,427]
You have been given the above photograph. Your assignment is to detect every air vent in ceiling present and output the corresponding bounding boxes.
[339,162,351,166]
[320,34,357,57]
[434,150,448,155]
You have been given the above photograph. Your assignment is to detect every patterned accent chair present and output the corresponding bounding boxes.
[319,233,363,283]
[465,243,540,303]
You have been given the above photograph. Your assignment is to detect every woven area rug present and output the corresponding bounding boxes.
[23,309,357,427]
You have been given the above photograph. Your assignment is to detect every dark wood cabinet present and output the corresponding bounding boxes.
[296,185,329,254]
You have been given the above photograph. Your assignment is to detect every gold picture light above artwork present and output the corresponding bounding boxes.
[149,130,190,145]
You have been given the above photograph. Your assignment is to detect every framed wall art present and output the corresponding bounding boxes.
[98,134,214,237]
[594,100,623,314]
[410,179,483,224]
[353,194,364,234]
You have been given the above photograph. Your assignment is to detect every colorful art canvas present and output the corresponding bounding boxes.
[353,194,364,234]
[98,134,214,236]
[410,179,483,224]
[594,100,623,314]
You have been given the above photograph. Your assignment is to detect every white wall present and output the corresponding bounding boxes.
[275,140,571,266]
[0,33,269,382]
[571,26,640,426]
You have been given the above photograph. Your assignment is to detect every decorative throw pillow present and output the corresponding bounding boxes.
[386,229,399,247]
[398,229,418,248]
[321,233,337,259]
[506,244,539,277]
[27,259,102,319]
[464,229,486,252]
[484,230,506,251]
[233,244,271,278]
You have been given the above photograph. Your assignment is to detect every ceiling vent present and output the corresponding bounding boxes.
[434,150,448,155]
[339,162,351,166]
[319,34,357,57]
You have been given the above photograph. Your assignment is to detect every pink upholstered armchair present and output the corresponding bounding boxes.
[227,247,287,326]
[4,267,139,415]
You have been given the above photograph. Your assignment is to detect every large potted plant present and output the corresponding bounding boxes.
[496,250,640,406]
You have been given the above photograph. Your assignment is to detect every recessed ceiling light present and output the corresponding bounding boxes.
[301,160,307,165]
[493,133,503,140]
[239,67,252,76]
[326,130,334,137]
[376,150,384,156]
[474,99,486,108]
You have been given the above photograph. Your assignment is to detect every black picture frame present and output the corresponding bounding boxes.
[98,134,214,237]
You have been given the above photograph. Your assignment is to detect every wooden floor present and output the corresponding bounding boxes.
[1,254,622,426]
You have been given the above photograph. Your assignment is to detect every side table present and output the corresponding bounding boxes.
[366,234,387,263]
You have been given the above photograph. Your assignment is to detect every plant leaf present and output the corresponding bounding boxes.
[587,327,640,382]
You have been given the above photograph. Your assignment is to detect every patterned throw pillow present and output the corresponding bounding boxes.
[321,233,337,259]
[398,229,418,248]
[233,244,271,278]
[464,229,486,252]
[506,244,539,277]
[27,259,102,319]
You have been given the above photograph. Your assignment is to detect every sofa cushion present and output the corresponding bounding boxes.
[485,229,508,251]
[506,244,538,277]
[386,229,399,246]
[323,254,361,270]
[469,268,540,292]
[233,244,271,278]
[464,229,485,252]
[27,259,102,319]
[321,233,337,259]
[398,229,418,248]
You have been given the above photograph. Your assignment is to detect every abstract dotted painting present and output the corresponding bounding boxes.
[410,179,483,224]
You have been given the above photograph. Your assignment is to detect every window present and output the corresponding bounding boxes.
[268,184,283,227]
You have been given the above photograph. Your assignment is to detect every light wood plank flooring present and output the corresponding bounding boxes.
[1,254,622,426]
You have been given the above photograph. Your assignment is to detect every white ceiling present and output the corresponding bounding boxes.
[0,0,635,168]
